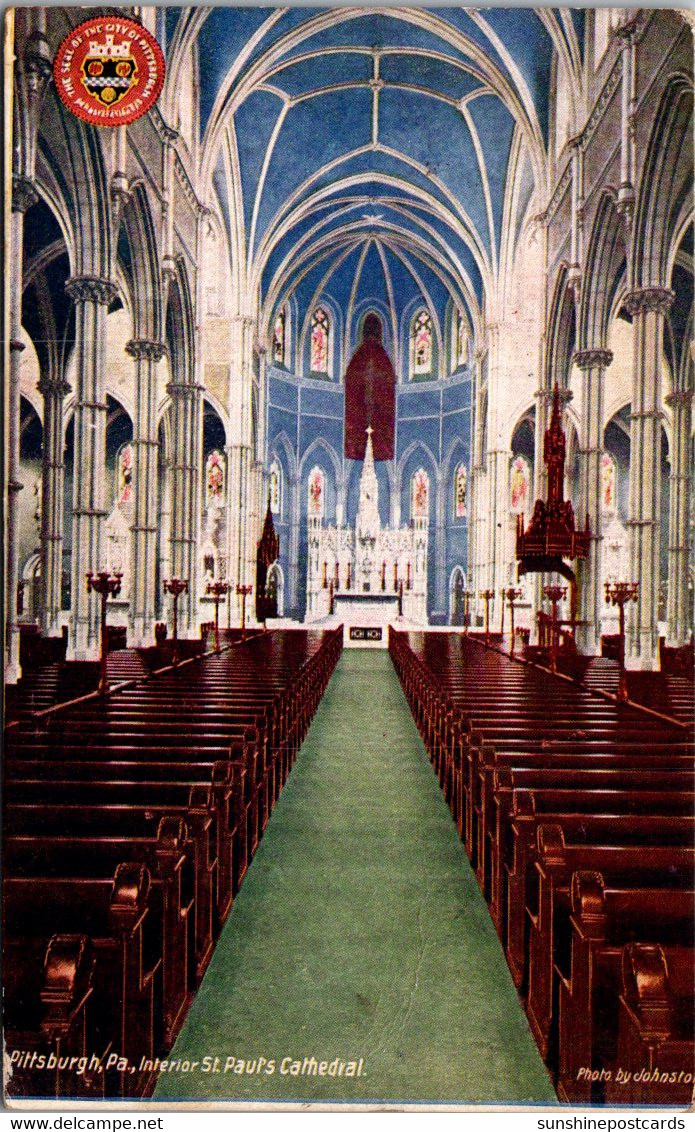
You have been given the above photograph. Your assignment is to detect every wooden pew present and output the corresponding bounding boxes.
[4,934,101,1100]
[505,812,695,991]
[522,825,694,1062]
[555,871,695,1103]
[4,817,194,1046]
[4,862,161,1098]
[605,943,694,1106]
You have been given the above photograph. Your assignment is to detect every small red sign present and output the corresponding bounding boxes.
[53,16,165,127]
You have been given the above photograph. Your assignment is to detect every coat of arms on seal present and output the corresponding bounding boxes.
[53,16,164,125]
[81,32,137,108]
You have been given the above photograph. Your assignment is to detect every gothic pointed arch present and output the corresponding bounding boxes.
[631,74,693,290]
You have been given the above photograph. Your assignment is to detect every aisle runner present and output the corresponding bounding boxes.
[155,651,555,1105]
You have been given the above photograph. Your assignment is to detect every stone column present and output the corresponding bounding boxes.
[38,373,70,637]
[158,454,172,614]
[665,387,693,644]
[167,380,203,635]
[65,276,117,659]
[467,349,486,622]
[226,315,255,608]
[288,474,300,616]
[126,338,165,645]
[530,384,552,638]
[574,348,613,652]
[6,177,38,681]
[624,286,674,666]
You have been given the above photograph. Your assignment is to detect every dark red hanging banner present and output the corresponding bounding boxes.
[344,314,395,461]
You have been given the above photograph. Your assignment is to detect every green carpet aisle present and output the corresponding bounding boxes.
[154,651,556,1105]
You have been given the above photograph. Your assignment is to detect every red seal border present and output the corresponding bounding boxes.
[53,16,165,127]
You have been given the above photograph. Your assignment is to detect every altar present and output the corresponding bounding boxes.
[305,428,428,644]
[333,592,401,649]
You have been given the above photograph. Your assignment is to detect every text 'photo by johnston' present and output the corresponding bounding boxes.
[3,3,694,1112]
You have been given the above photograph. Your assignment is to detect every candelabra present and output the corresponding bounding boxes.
[236,583,253,640]
[503,587,523,655]
[544,583,567,673]
[206,580,229,653]
[605,580,639,700]
[162,577,188,665]
[479,589,495,645]
[86,570,123,694]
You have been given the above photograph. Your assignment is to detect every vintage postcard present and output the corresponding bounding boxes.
[3,2,694,1113]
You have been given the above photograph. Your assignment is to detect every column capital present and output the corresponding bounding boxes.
[37,376,70,398]
[623,287,675,316]
[573,348,613,371]
[166,381,204,399]
[126,338,166,363]
[65,276,118,306]
[665,389,693,409]
[12,175,38,214]
[613,15,640,44]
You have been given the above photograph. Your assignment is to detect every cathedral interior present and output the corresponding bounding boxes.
[4,4,694,1109]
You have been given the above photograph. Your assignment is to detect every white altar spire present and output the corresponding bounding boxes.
[357,426,380,541]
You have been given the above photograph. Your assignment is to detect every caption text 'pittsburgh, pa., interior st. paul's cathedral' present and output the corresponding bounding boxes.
[3,2,694,1110]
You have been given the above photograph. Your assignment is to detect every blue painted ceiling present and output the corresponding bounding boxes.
[164,7,580,363]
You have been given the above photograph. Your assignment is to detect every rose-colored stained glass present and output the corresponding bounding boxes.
[454,463,467,518]
[308,467,324,517]
[510,455,530,515]
[601,451,616,512]
[311,307,329,373]
[206,450,225,506]
[412,310,432,375]
[411,468,429,518]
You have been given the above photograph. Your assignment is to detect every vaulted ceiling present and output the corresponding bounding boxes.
[163,7,584,358]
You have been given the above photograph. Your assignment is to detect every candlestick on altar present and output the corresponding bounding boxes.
[86,570,123,694]
[479,589,495,645]
[543,583,567,673]
[394,563,398,592]
[322,561,328,589]
[206,581,229,652]
[381,561,386,592]
[334,562,339,590]
[329,579,335,615]
[504,587,522,655]
[236,583,253,640]
[463,590,471,635]
[605,580,639,700]
[346,563,351,591]
[406,561,411,590]
[398,579,404,617]
[162,577,188,665]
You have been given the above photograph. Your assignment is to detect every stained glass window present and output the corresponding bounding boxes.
[601,451,617,513]
[117,443,133,507]
[453,308,469,370]
[205,450,225,507]
[411,309,433,376]
[454,463,467,518]
[411,468,429,519]
[510,455,531,515]
[310,307,330,374]
[269,460,281,515]
[272,307,286,366]
[308,466,325,518]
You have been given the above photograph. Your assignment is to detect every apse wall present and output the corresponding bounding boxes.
[266,364,473,623]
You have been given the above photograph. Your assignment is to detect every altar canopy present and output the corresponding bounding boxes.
[344,314,396,461]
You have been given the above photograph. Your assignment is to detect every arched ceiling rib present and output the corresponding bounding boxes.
[161,7,576,361]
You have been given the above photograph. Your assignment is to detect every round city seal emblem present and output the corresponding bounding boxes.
[53,16,165,126]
